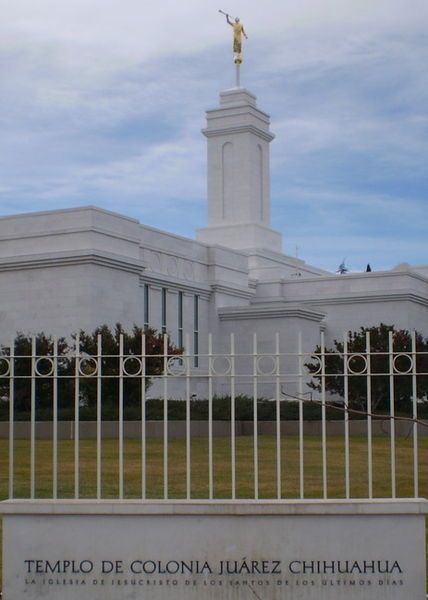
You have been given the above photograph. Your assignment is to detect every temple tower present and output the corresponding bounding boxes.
[196,87,282,252]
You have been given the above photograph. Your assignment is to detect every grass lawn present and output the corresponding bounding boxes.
[0,435,427,589]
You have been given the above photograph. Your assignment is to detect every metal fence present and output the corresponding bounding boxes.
[1,331,427,502]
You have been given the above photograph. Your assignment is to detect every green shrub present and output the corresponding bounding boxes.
[3,395,426,422]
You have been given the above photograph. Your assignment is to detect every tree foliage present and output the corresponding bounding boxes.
[305,323,428,412]
[0,324,181,417]
[0,332,69,412]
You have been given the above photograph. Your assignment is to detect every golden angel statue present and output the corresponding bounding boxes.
[219,10,248,64]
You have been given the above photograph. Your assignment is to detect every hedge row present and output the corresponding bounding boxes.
[1,396,426,422]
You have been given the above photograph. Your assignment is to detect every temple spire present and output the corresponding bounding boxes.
[196,88,282,252]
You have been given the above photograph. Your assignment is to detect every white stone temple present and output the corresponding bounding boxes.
[0,84,427,376]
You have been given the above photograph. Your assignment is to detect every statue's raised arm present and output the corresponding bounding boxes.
[219,10,248,64]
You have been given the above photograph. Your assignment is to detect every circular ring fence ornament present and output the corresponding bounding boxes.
[123,356,143,377]
[256,355,278,376]
[347,354,368,375]
[35,357,54,377]
[304,354,322,376]
[211,356,232,376]
[167,357,187,376]
[78,357,98,377]
[0,357,11,377]
[393,353,413,374]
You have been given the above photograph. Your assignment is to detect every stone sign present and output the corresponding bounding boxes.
[1,500,426,599]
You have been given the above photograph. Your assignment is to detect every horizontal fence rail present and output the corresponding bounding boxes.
[0,331,427,501]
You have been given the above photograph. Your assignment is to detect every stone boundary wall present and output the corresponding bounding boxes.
[0,419,426,439]
[1,500,427,600]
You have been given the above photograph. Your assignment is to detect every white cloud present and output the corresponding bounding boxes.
[0,1,427,271]
[3,1,428,68]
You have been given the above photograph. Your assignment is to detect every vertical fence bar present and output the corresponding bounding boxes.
[230,333,236,500]
[366,331,373,499]
[208,334,213,500]
[275,332,281,499]
[119,334,124,500]
[343,333,350,499]
[8,337,15,499]
[96,334,102,500]
[298,332,304,499]
[185,333,191,500]
[411,330,419,498]
[163,334,168,500]
[320,331,327,499]
[253,333,259,500]
[389,331,396,498]
[141,333,146,500]
[74,335,80,499]
[30,336,36,499]
[52,337,58,500]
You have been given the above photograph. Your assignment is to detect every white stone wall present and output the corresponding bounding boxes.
[0,262,143,338]
[0,205,427,360]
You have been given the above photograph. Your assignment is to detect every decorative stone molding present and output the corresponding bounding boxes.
[218,304,326,322]
[0,250,143,275]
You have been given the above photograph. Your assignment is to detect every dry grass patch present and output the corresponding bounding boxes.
[0,435,427,589]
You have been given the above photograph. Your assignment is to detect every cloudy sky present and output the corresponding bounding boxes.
[1,0,427,271]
